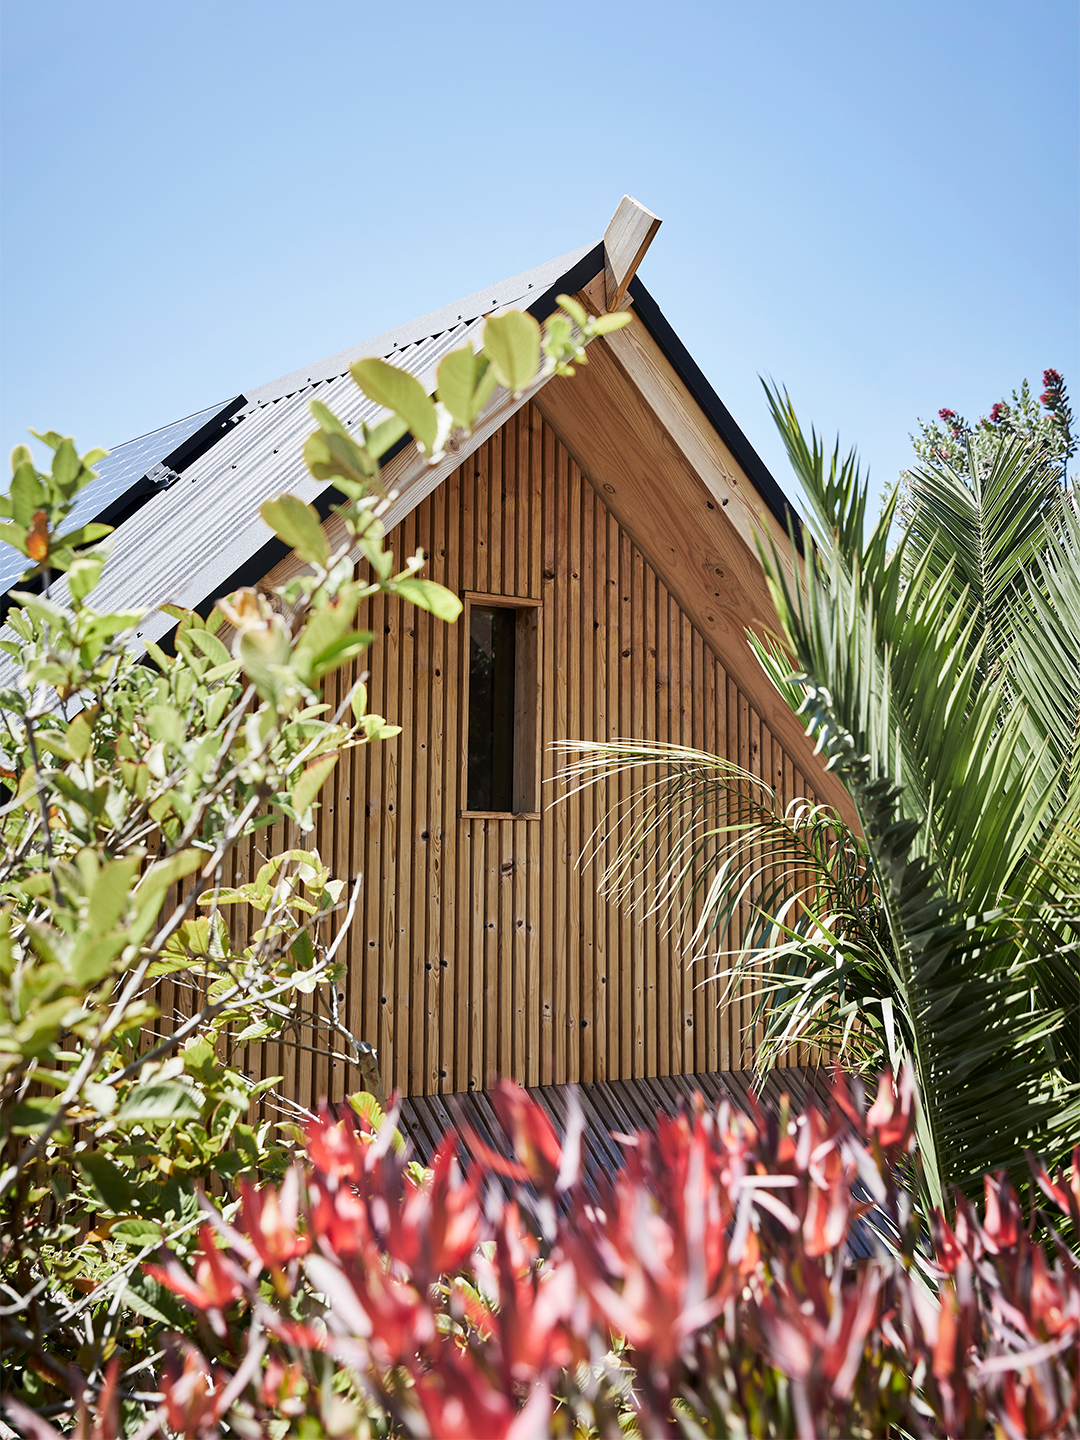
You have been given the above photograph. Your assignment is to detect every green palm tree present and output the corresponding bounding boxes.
[563,391,1080,1207]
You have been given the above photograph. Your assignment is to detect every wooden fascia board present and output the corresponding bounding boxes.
[574,284,798,591]
[533,318,858,826]
[603,317,799,592]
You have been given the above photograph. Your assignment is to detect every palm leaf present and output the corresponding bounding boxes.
[760,402,1079,1203]
[560,393,1079,1208]
[559,740,897,1070]
[901,435,1062,673]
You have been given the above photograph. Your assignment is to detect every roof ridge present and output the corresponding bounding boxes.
[242,241,597,409]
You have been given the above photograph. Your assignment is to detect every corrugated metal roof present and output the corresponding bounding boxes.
[244,243,595,407]
[85,315,494,655]
[0,242,600,665]
[2,234,800,674]
[0,400,234,596]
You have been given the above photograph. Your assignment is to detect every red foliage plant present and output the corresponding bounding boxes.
[39,1068,1080,1438]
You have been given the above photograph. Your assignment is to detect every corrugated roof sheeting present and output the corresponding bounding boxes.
[0,312,492,669]
[243,243,595,406]
[1,243,598,662]
[0,401,231,595]
[92,315,488,653]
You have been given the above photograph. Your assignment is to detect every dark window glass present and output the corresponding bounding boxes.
[468,606,516,811]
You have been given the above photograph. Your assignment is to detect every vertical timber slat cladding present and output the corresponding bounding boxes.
[233,404,812,1106]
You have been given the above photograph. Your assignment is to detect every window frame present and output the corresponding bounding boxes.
[459,592,542,821]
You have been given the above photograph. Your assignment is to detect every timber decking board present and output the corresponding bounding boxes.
[398,1066,826,1173]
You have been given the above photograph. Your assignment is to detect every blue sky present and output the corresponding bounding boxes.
[2,1,1077,514]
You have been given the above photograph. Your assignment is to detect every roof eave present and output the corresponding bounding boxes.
[626,275,801,543]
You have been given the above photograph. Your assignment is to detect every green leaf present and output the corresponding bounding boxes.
[69,932,128,987]
[394,577,463,623]
[483,311,541,395]
[182,627,232,670]
[307,630,373,682]
[350,357,438,453]
[555,293,588,328]
[238,618,292,700]
[309,399,349,436]
[134,849,203,918]
[10,460,46,527]
[53,521,112,550]
[348,1090,405,1153]
[87,856,141,936]
[146,704,183,749]
[110,1218,164,1247]
[10,1095,62,1132]
[182,1038,217,1082]
[365,411,410,459]
[290,928,314,968]
[156,916,227,967]
[305,430,369,487]
[28,429,64,452]
[0,521,29,557]
[67,553,106,603]
[82,1080,118,1117]
[79,1152,133,1212]
[116,1082,202,1126]
[261,494,330,568]
[122,1270,186,1328]
[291,751,338,815]
[51,437,80,489]
[436,346,493,433]
[587,312,633,336]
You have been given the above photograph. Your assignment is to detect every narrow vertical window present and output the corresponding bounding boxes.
[463,595,540,816]
[468,606,516,812]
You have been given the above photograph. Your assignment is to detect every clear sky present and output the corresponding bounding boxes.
[2,1,1077,515]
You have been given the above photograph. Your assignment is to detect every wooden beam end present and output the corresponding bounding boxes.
[603,195,662,311]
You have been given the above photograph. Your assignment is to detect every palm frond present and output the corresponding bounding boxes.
[558,740,898,1072]
[558,392,1080,1212]
[761,403,1079,1204]
[1008,495,1080,807]
[901,435,1063,672]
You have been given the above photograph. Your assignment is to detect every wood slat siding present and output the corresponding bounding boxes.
[224,404,816,1109]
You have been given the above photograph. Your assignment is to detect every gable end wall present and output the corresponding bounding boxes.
[222,405,818,1104]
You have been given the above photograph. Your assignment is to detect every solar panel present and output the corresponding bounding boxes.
[0,399,237,595]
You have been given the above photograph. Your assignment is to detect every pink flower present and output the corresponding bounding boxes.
[1041,368,1064,408]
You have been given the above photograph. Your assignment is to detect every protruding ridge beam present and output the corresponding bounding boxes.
[603,195,662,311]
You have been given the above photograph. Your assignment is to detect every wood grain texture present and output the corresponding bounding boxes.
[228,406,836,1107]
[603,195,662,311]
[534,323,858,830]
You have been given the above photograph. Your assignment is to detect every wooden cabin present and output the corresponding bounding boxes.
[9,199,850,1110]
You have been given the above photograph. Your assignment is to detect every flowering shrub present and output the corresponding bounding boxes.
[909,370,1076,478]
[10,1067,1075,1439]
